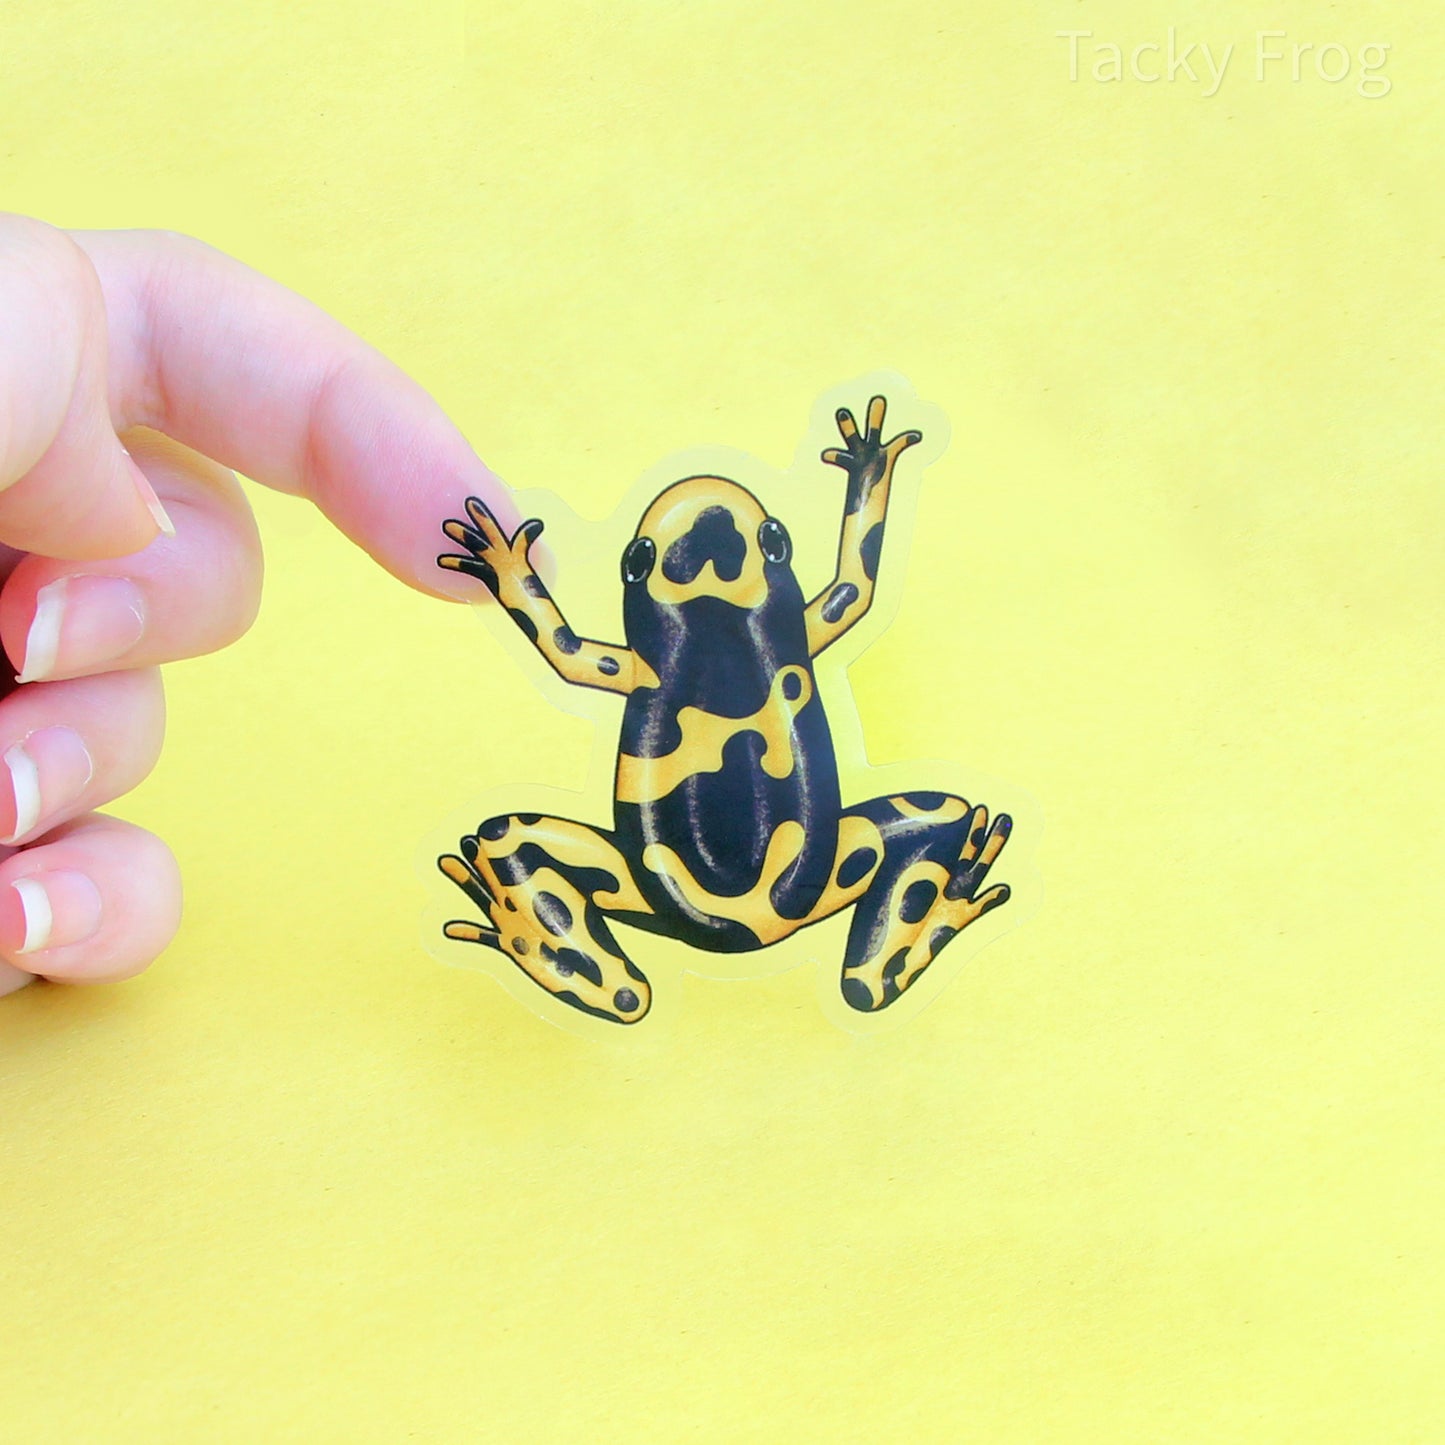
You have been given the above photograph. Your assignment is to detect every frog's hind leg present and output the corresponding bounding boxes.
[838,793,1011,1012]
[439,814,655,1024]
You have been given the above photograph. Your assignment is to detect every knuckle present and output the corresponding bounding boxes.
[0,216,105,353]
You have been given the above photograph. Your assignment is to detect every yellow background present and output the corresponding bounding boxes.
[2,2,1441,1439]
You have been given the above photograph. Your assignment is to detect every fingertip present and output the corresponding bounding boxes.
[299,356,527,597]
[0,816,181,983]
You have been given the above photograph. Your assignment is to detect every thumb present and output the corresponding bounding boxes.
[0,215,168,560]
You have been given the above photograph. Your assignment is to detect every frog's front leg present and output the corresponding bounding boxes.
[805,395,922,657]
[439,814,657,1024]
[837,793,1012,1012]
[438,497,657,696]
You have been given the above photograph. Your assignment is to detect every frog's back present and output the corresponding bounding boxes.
[611,479,841,951]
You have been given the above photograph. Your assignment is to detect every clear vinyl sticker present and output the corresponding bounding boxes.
[419,374,1039,1034]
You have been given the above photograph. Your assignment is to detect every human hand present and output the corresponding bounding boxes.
[0,216,520,997]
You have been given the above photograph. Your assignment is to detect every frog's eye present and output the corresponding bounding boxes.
[758,517,791,564]
[622,535,657,585]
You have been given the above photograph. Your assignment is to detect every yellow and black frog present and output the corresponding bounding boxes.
[436,396,1012,1024]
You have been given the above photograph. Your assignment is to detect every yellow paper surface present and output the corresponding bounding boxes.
[2,3,1441,1439]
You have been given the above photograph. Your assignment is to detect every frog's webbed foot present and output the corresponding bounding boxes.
[838,793,1011,1012]
[806,395,922,655]
[437,496,545,598]
[820,395,921,515]
[440,814,654,1024]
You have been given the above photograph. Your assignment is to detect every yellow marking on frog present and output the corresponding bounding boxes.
[813,813,887,911]
[840,859,952,1009]
[643,821,807,945]
[637,477,770,610]
[616,664,814,805]
[641,812,887,945]
[891,794,970,823]
[470,815,656,917]
[458,847,651,1022]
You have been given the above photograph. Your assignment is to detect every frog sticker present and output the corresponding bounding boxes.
[435,393,1017,1025]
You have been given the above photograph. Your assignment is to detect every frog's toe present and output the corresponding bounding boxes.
[946,808,1010,895]
[443,918,504,951]
[439,851,495,913]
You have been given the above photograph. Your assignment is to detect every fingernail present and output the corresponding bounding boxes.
[16,576,147,683]
[122,449,176,537]
[0,871,103,956]
[1,728,95,844]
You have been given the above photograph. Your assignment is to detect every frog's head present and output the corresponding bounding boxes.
[620,477,804,664]
[621,477,794,608]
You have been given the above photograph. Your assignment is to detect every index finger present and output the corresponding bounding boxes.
[73,229,522,597]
